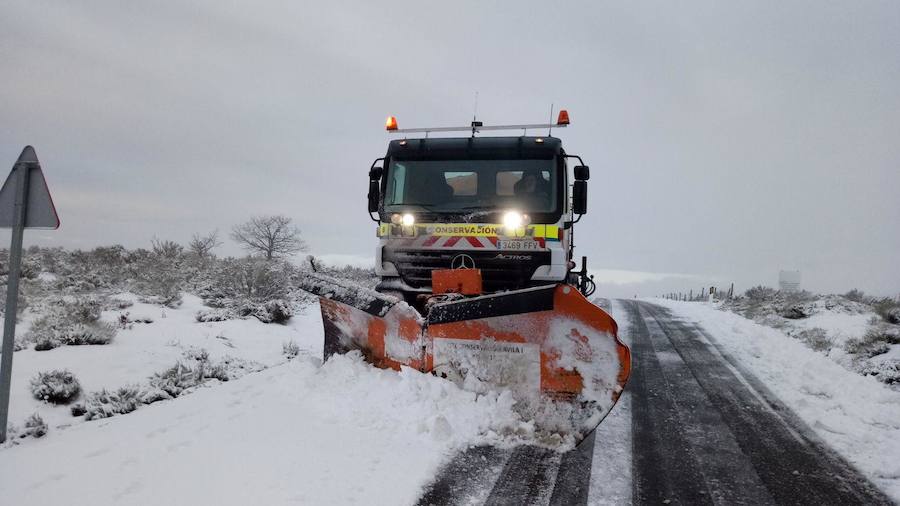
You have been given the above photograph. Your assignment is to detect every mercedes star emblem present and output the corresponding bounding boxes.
[450,254,476,270]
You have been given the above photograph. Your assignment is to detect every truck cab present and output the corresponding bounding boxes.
[367,118,593,304]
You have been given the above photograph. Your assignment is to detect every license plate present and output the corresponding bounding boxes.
[497,240,541,250]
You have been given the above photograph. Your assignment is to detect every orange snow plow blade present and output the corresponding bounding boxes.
[300,274,630,441]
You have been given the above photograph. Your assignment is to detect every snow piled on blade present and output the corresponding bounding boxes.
[298,272,401,317]
[430,315,625,447]
[0,352,524,506]
[653,299,900,502]
[548,316,622,404]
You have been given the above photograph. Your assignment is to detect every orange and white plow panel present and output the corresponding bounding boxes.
[303,274,631,441]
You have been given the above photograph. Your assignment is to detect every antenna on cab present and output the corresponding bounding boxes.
[471,91,482,137]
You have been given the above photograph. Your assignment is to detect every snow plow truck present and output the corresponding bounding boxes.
[300,111,630,441]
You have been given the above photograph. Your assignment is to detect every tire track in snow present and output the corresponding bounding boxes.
[417,299,892,505]
[630,301,892,505]
[625,300,714,504]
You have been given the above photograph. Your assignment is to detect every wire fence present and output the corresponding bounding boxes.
[660,283,735,302]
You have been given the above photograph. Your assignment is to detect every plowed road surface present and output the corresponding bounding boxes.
[416,300,892,506]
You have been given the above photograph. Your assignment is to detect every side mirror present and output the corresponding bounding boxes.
[367,180,380,213]
[369,166,383,180]
[574,165,590,181]
[573,180,587,215]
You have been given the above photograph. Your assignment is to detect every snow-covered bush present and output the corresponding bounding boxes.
[216,257,293,301]
[861,359,900,384]
[30,369,81,404]
[844,289,867,303]
[283,340,300,359]
[252,299,293,324]
[200,257,297,323]
[188,349,229,382]
[148,350,235,398]
[845,329,893,358]
[796,328,832,352]
[112,298,134,309]
[195,309,230,322]
[26,297,116,350]
[872,299,900,324]
[779,302,814,319]
[128,242,189,308]
[150,362,200,397]
[62,323,116,346]
[745,285,777,301]
[76,386,143,420]
[23,413,47,438]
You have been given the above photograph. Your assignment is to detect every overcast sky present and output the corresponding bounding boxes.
[1,1,898,297]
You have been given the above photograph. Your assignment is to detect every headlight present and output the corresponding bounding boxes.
[401,213,415,227]
[503,211,524,230]
[390,213,402,225]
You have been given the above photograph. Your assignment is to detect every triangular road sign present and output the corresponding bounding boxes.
[0,146,60,229]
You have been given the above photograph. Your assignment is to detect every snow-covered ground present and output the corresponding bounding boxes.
[0,295,528,505]
[0,354,523,505]
[4,293,316,433]
[652,298,900,501]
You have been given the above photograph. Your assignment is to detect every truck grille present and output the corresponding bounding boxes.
[385,248,552,292]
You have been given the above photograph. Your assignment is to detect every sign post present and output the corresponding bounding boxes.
[0,146,59,443]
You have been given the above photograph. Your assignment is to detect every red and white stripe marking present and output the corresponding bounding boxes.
[393,236,546,249]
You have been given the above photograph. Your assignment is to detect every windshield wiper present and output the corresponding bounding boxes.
[394,202,439,211]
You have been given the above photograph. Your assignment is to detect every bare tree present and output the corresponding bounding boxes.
[189,230,223,258]
[150,237,183,258]
[230,215,307,260]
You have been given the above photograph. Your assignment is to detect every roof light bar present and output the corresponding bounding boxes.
[385,110,571,135]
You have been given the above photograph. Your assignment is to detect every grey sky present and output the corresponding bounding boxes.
[1,1,898,296]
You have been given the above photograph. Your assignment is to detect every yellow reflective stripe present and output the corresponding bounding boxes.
[426,224,504,236]
[528,225,558,239]
[379,223,558,239]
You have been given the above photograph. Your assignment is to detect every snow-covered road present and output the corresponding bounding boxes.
[415,300,893,505]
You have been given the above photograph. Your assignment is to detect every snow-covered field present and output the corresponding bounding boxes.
[4,293,312,434]
[0,295,526,505]
[653,298,900,500]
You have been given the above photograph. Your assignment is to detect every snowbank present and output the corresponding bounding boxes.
[0,353,523,505]
[3,293,321,437]
[652,299,900,501]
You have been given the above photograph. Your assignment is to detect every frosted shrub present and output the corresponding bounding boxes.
[63,322,116,345]
[779,303,812,320]
[131,242,187,308]
[844,289,867,303]
[78,386,143,420]
[745,286,777,301]
[26,297,117,350]
[845,330,893,358]
[31,369,81,404]
[23,413,47,438]
[196,309,230,322]
[283,340,300,359]
[872,298,900,324]
[861,359,900,384]
[796,328,832,352]
[191,350,229,382]
[252,299,293,324]
[150,362,200,397]
[149,353,239,398]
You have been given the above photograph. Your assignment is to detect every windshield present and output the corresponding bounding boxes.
[383,159,557,214]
